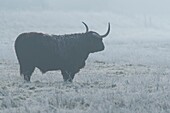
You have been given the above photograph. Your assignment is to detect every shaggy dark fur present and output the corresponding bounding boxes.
[15,23,110,82]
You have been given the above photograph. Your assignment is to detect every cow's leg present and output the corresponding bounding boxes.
[69,71,78,81]
[21,65,35,82]
[61,70,73,82]
[61,69,80,82]
[70,69,80,81]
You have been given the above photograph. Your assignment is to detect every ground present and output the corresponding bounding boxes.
[0,61,170,113]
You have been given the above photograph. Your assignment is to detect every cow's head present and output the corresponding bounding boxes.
[82,22,110,53]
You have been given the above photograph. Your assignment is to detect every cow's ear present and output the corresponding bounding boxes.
[92,32,100,37]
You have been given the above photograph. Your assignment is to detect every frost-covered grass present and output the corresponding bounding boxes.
[0,62,170,113]
[0,11,170,113]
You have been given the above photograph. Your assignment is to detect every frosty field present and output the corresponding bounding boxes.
[0,11,170,113]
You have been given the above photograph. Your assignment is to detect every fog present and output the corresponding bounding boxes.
[1,0,170,14]
[1,1,170,113]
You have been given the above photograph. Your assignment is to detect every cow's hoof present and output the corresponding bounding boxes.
[24,75,31,82]
[64,79,73,84]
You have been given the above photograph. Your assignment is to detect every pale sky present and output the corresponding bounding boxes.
[0,0,170,14]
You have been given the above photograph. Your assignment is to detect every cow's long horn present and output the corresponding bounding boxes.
[82,22,89,32]
[100,23,110,38]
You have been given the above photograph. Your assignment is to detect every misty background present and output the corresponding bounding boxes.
[0,0,170,65]
[0,1,170,113]
[0,0,170,14]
